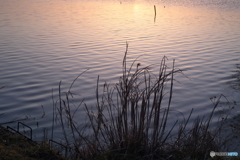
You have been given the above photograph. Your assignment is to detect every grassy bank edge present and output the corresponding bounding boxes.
[0,125,66,160]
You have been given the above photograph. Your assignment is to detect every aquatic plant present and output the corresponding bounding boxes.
[51,42,237,160]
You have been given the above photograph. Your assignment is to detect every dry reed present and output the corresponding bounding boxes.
[51,42,237,160]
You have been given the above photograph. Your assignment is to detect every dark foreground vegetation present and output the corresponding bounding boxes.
[49,43,240,160]
[0,125,66,160]
[1,43,240,160]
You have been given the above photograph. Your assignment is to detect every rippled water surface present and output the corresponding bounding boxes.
[0,0,240,140]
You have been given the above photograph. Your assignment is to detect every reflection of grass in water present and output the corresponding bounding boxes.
[49,43,240,160]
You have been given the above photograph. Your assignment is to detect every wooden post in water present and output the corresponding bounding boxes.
[154,5,156,22]
[154,5,156,16]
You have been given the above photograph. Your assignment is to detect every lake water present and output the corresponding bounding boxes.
[0,0,240,142]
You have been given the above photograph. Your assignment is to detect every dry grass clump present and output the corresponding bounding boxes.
[51,43,238,160]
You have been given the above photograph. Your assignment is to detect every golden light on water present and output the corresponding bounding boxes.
[134,4,140,12]
[2,0,239,53]
[3,0,227,34]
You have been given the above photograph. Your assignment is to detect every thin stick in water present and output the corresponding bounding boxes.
[154,5,156,16]
[154,5,156,22]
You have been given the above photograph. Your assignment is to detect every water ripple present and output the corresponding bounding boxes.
[0,0,239,140]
